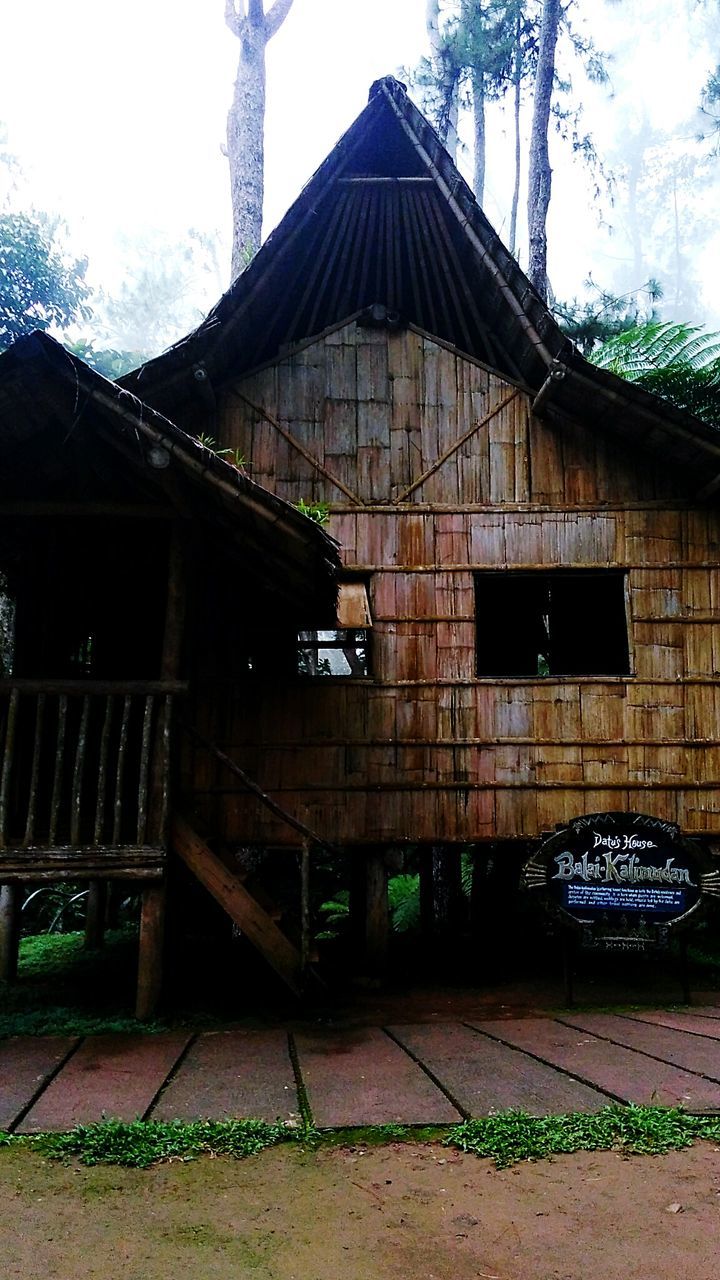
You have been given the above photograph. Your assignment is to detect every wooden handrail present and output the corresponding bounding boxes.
[180,721,339,855]
[0,680,187,695]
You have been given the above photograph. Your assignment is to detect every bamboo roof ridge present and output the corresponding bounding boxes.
[119,77,720,495]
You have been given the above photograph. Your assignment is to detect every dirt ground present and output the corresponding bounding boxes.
[1,1140,719,1280]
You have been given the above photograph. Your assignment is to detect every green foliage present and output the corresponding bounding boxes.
[216,446,247,469]
[387,874,421,933]
[295,499,330,525]
[66,338,145,380]
[21,884,89,935]
[4,1106,720,1172]
[554,278,663,355]
[591,321,720,425]
[446,1104,720,1168]
[0,930,152,1040]
[35,1118,303,1168]
[315,889,350,940]
[0,211,91,351]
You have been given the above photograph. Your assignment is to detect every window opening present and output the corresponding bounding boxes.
[298,580,373,677]
[297,628,371,677]
[475,570,629,677]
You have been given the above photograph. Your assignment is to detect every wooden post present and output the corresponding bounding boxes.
[300,838,311,974]
[418,847,435,968]
[364,851,389,978]
[139,526,185,1018]
[84,880,107,950]
[0,884,20,982]
[135,882,166,1019]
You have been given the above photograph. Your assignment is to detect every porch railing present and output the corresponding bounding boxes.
[0,681,185,862]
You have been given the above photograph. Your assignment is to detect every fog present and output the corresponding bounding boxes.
[1,0,718,353]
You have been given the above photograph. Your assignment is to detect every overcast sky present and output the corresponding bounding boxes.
[1,0,718,338]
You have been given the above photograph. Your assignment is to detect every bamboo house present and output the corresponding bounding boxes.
[2,77,720,1007]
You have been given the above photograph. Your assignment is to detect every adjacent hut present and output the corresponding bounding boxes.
[116,76,720,975]
[0,332,339,1012]
[4,77,720,1003]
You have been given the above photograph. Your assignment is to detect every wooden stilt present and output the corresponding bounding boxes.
[300,839,311,974]
[364,851,389,977]
[679,935,691,1006]
[135,882,166,1019]
[563,936,575,1008]
[0,884,20,982]
[84,880,107,950]
[348,853,366,963]
[431,846,464,974]
[419,847,434,944]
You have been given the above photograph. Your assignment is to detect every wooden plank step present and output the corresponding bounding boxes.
[627,1010,720,1039]
[170,815,303,995]
[293,1027,462,1127]
[17,1033,191,1133]
[470,1018,720,1110]
[151,1030,299,1123]
[0,1036,79,1131]
[389,1023,611,1116]
[560,1013,720,1081]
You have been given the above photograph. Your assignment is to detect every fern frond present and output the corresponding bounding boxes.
[591,322,720,426]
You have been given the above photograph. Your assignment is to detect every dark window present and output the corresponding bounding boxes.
[475,571,630,677]
[297,628,371,677]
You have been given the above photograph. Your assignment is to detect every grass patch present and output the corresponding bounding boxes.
[31,1118,307,1168]
[1,1105,719,1170]
[0,930,142,1039]
[446,1103,720,1168]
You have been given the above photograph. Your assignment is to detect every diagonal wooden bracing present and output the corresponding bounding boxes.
[170,815,304,996]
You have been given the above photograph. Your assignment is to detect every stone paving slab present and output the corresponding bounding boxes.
[561,1013,720,1081]
[669,1007,720,1020]
[0,1036,79,1131]
[471,1018,720,1110]
[17,1033,191,1134]
[151,1030,299,1124]
[389,1022,611,1116]
[294,1026,462,1127]
[628,1011,720,1040]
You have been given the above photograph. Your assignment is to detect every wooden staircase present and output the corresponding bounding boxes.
[170,815,305,996]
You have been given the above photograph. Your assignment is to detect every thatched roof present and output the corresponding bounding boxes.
[0,332,340,617]
[120,76,720,496]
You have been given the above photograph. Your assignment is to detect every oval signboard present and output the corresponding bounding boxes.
[524,813,715,946]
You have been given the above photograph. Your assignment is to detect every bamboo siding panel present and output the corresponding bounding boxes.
[197,319,720,844]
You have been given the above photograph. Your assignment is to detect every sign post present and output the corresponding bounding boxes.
[523,812,720,1004]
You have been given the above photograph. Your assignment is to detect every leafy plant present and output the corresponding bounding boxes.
[591,321,720,426]
[388,874,421,933]
[446,1104,720,1168]
[35,1117,305,1168]
[216,446,246,469]
[295,499,330,525]
[0,211,91,351]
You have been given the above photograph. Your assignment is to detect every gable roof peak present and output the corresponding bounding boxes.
[368,75,408,103]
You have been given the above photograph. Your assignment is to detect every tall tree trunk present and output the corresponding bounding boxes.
[426,0,460,161]
[225,0,295,281]
[508,11,522,255]
[472,68,486,203]
[527,0,561,300]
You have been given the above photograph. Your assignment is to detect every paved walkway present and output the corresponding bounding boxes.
[4,1007,720,1132]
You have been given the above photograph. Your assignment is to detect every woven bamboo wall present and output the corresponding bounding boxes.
[189,320,720,845]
